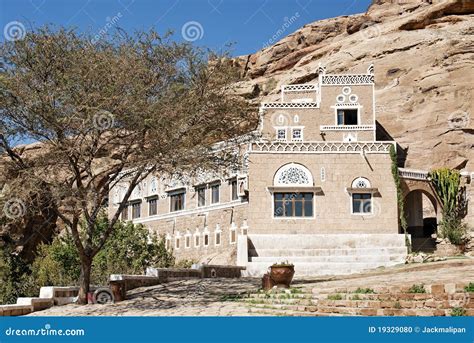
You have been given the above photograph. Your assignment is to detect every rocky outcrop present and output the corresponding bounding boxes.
[233,0,474,170]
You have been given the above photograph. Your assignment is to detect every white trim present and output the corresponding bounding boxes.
[334,106,361,126]
[229,223,237,245]
[262,102,320,109]
[131,200,247,224]
[194,228,201,248]
[251,141,395,154]
[184,230,192,249]
[274,126,288,142]
[214,224,222,246]
[273,163,314,186]
[320,125,374,131]
[290,126,304,142]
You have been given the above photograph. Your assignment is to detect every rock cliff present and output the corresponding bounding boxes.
[233,0,474,170]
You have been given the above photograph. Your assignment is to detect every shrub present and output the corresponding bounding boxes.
[408,284,426,293]
[1,217,175,304]
[354,287,375,294]
[174,259,197,269]
[327,294,343,300]
[351,294,361,300]
[464,283,474,292]
[450,307,466,316]
[394,301,402,309]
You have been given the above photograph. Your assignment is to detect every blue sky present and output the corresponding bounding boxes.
[1,0,371,56]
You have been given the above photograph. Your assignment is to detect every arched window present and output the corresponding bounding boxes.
[350,177,373,215]
[273,163,314,218]
[273,163,313,186]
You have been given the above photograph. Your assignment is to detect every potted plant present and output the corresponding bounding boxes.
[269,261,295,288]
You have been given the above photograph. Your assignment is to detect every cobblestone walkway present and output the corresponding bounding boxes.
[30,259,473,316]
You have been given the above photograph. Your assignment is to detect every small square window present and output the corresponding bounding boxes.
[277,129,286,141]
[292,128,302,141]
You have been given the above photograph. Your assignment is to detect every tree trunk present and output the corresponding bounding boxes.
[77,257,92,305]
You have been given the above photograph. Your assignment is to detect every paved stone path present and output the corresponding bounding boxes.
[29,259,473,316]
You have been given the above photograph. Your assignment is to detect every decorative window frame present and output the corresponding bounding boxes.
[194,228,201,247]
[273,163,314,187]
[175,231,181,250]
[240,220,249,235]
[214,224,222,246]
[229,223,237,245]
[185,230,192,249]
[165,234,172,250]
[203,227,210,247]
[290,126,304,142]
[274,127,287,142]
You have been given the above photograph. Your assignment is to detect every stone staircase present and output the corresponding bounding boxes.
[243,234,409,277]
[237,283,474,316]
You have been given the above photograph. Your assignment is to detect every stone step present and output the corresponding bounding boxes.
[249,247,408,257]
[243,261,401,277]
[247,307,319,316]
[251,254,406,263]
[242,298,315,306]
[249,303,319,312]
[248,234,408,250]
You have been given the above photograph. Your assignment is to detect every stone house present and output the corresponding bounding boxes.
[108,64,472,276]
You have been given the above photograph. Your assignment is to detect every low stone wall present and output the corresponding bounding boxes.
[0,286,79,317]
[111,265,246,301]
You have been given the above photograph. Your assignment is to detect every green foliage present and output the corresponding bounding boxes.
[429,168,466,245]
[0,247,37,304]
[450,307,466,316]
[394,301,402,309]
[389,145,410,252]
[351,294,361,300]
[174,259,197,269]
[0,218,175,304]
[429,168,461,214]
[407,284,426,294]
[464,283,474,292]
[327,293,343,300]
[354,287,375,294]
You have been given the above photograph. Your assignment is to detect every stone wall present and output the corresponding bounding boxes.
[247,152,398,234]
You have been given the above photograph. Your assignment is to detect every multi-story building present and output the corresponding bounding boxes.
[108,65,427,276]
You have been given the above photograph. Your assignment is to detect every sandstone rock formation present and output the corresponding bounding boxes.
[233,0,473,170]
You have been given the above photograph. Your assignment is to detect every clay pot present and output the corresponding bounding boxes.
[269,265,295,288]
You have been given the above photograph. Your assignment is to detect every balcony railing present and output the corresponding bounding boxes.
[320,125,375,131]
[398,168,430,180]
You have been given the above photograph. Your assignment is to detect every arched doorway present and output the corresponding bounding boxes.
[404,189,439,253]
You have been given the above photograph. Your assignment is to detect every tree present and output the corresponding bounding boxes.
[0,27,256,303]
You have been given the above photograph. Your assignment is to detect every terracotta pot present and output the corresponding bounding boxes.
[270,265,295,288]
